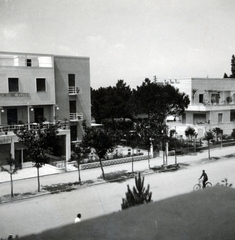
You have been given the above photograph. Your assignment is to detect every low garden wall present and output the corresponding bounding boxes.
[67,155,152,170]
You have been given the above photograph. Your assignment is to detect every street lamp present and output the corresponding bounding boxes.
[27,104,33,130]
[53,104,59,123]
[149,137,154,169]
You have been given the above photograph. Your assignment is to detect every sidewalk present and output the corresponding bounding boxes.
[0,145,234,184]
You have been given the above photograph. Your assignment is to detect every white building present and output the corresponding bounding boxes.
[162,77,235,138]
[0,51,91,167]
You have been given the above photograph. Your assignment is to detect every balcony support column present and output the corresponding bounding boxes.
[65,131,71,172]
[10,137,15,159]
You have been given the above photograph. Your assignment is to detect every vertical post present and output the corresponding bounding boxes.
[175,149,177,165]
[53,105,56,124]
[220,132,223,148]
[165,142,168,165]
[27,104,30,130]
[65,131,71,172]
[21,149,24,167]
[10,137,15,159]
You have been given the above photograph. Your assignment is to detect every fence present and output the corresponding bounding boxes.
[70,155,152,170]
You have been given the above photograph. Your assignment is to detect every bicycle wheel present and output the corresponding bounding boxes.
[193,184,201,191]
[206,182,212,188]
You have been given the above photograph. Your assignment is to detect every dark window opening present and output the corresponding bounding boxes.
[26,59,32,67]
[7,108,18,125]
[199,94,204,103]
[36,78,46,92]
[70,125,77,141]
[68,74,75,87]
[8,78,19,92]
[231,110,235,121]
[70,101,76,113]
[34,108,44,123]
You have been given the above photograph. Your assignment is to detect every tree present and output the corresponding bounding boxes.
[223,73,229,78]
[121,172,152,210]
[204,130,214,159]
[131,79,190,124]
[185,126,197,149]
[134,119,158,169]
[16,123,59,192]
[231,55,235,78]
[71,144,84,185]
[131,79,189,165]
[91,80,132,128]
[1,154,18,197]
[127,130,140,172]
[212,127,223,142]
[81,122,119,180]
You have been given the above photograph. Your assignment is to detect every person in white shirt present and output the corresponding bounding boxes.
[75,213,81,223]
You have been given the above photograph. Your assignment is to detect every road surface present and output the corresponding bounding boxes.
[1,148,235,237]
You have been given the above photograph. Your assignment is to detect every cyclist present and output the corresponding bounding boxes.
[199,170,208,188]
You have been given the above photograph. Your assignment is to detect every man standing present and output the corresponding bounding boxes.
[75,213,81,223]
[199,170,208,188]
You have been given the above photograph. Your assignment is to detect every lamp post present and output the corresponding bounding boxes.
[53,104,59,123]
[0,107,4,126]
[27,104,33,130]
[149,137,154,169]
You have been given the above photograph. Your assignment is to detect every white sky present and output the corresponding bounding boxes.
[0,0,235,89]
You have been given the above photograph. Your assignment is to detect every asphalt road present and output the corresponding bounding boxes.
[1,147,235,238]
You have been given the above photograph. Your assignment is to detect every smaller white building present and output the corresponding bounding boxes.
[160,77,235,138]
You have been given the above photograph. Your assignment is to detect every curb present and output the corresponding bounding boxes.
[0,165,183,205]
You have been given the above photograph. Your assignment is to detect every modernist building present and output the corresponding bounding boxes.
[0,51,91,167]
[162,77,235,138]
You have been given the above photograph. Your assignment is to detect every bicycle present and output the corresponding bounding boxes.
[193,180,212,191]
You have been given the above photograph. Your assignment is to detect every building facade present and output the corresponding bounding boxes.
[163,77,235,138]
[0,51,91,167]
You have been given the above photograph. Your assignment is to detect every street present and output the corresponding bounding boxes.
[1,146,235,237]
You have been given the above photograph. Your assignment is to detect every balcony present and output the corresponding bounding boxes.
[187,102,235,111]
[0,121,70,134]
[69,112,83,122]
[68,86,82,95]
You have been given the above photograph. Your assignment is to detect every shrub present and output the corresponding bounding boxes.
[121,172,152,210]
[217,178,233,187]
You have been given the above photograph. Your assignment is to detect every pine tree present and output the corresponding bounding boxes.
[231,55,235,78]
[121,172,152,210]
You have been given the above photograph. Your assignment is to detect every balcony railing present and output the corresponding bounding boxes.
[188,102,235,111]
[68,86,82,95]
[0,121,70,134]
[69,112,83,122]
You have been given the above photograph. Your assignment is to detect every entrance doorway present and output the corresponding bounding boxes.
[70,125,77,141]
[7,108,17,125]
[34,108,44,123]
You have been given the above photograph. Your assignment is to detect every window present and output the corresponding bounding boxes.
[8,78,19,92]
[69,100,76,113]
[218,113,223,123]
[26,59,32,67]
[36,78,46,92]
[211,94,220,104]
[230,110,235,121]
[199,94,204,103]
[68,74,75,86]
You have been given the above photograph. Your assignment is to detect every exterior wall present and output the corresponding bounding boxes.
[0,52,91,167]
[0,66,55,106]
[166,77,235,137]
[54,56,91,140]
